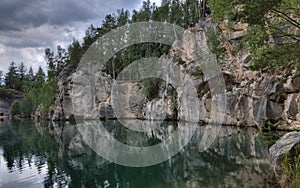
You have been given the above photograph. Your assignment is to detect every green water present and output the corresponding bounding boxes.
[0,120,277,187]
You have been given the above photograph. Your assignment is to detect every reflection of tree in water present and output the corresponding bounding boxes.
[0,120,68,187]
[0,120,165,187]
[0,120,46,171]
[0,120,277,187]
[0,120,177,187]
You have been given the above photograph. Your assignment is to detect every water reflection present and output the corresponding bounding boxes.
[76,120,200,167]
[0,120,276,187]
[0,120,68,187]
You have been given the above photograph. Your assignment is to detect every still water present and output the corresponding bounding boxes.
[0,119,277,187]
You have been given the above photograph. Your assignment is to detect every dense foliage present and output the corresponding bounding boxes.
[3,61,56,116]
[208,0,300,69]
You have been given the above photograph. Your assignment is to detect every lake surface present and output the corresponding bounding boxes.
[0,120,278,187]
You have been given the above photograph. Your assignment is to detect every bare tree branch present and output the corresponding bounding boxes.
[271,8,300,29]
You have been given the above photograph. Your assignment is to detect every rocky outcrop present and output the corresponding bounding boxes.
[48,19,300,130]
[0,99,15,116]
[48,67,75,121]
[169,19,300,129]
[269,131,300,175]
[279,92,300,130]
[0,89,23,116]
[70,63,147,120]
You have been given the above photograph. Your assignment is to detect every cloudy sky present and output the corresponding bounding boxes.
[0,0,161,74]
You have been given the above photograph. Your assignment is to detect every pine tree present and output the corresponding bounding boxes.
[68,40,83,68]
[16,62,26,91]
[170,0,184,25]
[56,45,69,74]
[117,9,130,27]
[5,62,19,90]
[0,71,3,85]
[28,66,34,81]
[34,66,45,89]
[45,48,56,81]
[18,62,26,81]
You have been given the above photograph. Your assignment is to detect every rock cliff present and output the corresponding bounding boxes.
[48,19,300,130]
[48,67,75,121]
[0,89,23,116]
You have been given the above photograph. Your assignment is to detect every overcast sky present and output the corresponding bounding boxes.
[0,0,161,74]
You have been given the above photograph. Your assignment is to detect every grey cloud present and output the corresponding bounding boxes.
[0,0,141,49]
[0,0,141,32]
[0,25,71,48]
[0,0,144,73]
[0,46,47,74]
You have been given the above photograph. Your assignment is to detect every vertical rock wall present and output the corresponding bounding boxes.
[48,19,300,130]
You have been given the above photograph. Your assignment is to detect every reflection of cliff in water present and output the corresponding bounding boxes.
[51,120,276,187]
[0,120,276,187]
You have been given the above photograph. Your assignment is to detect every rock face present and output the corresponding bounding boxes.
[48,18,300,130]
[0,89,23,116]
[170,19,300,129]
[49,67,75,121]
[0,99,15,116]
[70,62,147,120]
[269,131,300,175]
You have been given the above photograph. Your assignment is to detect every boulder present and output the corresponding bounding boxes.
[269,131,300,175]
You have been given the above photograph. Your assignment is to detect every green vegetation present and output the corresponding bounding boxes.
[141,78,162,100]
[257,131,284,148]
[208,0,300,70]
[0,88,12,99]
[5,61,57,116]
[192,66,204,78]
[261,119,275,131]
[280,150,300,187]
[10,101,21,116]
[206,27,225,61]
[69,0,204,78]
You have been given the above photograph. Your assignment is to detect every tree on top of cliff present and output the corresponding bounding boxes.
[45,46,69,82]
[208,0,300,70]
[5,62,19,90]
[28,66,34,81]
[34,66,45,89]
